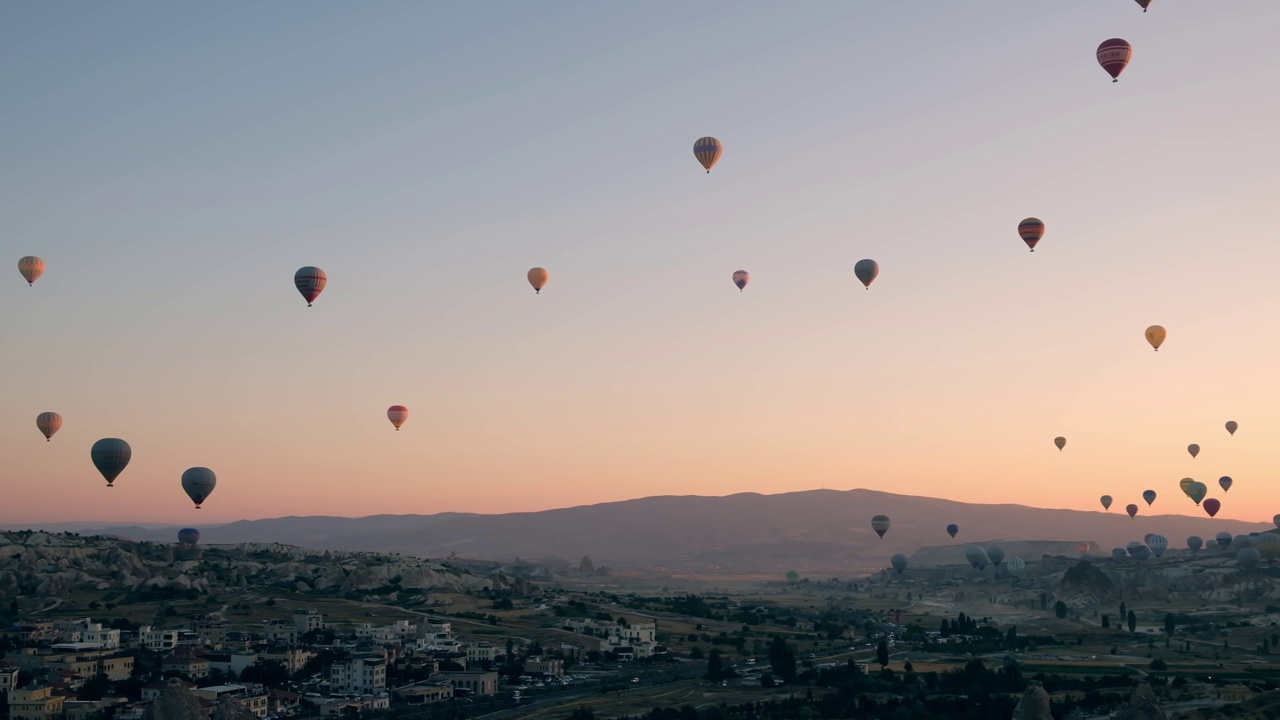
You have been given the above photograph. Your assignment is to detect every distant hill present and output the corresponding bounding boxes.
[13,489,1271,574]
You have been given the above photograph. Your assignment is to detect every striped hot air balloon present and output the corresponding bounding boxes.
[1097,39,1133,83]
[693,137,723,173]
[732,270,750,291]
[36,412,62,442]
[1018,218,1045,252]
[387,405,409,430]
[18,256,45,286]
[294,267,327,307]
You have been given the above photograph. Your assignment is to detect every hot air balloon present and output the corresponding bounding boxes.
[1237,547,1261,570]
[1135,0,1152,11]
[1187,535,1203,553]
[1274,515,1280,530]
[1143,489,1156,506]
[1143,533,1155,545]
[1018,218,1045,252]
[1255,534,1280,564]
[1225,421,1238,436]
[294,266,327,307]
[178,528,200,546]
[1187,443,1200,459]
[1187,481,1207,506]
[986,545,1005,567]
[181,467,217,509]
[1147,534,1168,558]
[732,270,750,291]
[1111,548,1127,559]
[946,523,959,539]
[854,259,879,289]
[964,545,989,570]
[1077,542,1091,556]
[90,438,131,487]
[890,554,908,575]
[871,515,891,539]
[1100,495,1113,510]
[1006,556,1026,577]
[1126,503,1138,518]
[1202,498,1221,518]
[18,256,45,286]
[1179,478,1194,497]
[1233,535,1254,550]
[36,412,62,442]
[387,405,409,431]
[785,570,799,584]
[1144,325,1165,351]
[694,137,723,173]
[1097,38,1133,83]
[1055,436,1066,452]
[527,267,549,294]
[1218,476,1232,493]
[1216,531,1233,547]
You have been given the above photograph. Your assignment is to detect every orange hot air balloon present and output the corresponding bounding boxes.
[1097,39,1133,83]
[1145,325,1166,351]
[694,137,723,173]
[1202,498,1221,518]
[527,267,549,294]
[387,405,409,431]
[1018,218,1045,252]
[18,256,45,286]
[36,412,62,442]
[1125,503,1138,518]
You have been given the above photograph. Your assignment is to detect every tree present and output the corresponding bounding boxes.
[143,680,205,720]
[1149,658,1167,671]
[1101,614,1110,629]
[1120,601,1127,620]
[1039,592,1047,611]
[211,696,256,720]
[1127,610,1137,633]
[706,649,723,682]
[77,673,111,701]
[876,640,889,669]
[1164,613,1176,636]
[1054,601,1067,619]
[8,599,16,616]
[768,636,796,683]
[689,646,703,660]
[1006,626,1017,646]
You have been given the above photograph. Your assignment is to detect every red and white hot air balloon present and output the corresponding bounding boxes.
[294,266,327,307]
[1018,218,1045,252]
[36,412,62,442]
[693,137,723,173]
[387,405,409,431]
[1097,39,1133,83]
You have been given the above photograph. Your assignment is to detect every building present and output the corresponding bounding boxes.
[259,648,315,675]
[464,642,496,668]
[0,663,20,702]
[142,680,196,702]
[355,620,417,645]
[523,656,563,678]
[429,671,498,697]
[318,696,389,717]
[329,655,386,696]
[40,648,135,682]
[192,685,269,718]
[8,686,66,720]
[202,652,258,678]
[293,610,324,634]
[53,620,121,650]
[162,655,211,679]
[262,621,299,646]
[140,628,180,653]
[392,681,452,705]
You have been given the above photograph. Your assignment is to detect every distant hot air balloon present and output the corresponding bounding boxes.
[1055,436,1066,452]
[890,554,908,575]
[294,266,327,307]
[1134,0,1152,11]
[90,438,132,487]
[1147,534,1168,558]
[732,270,750,291]
[527,267,549,294]
[181,467,217,509]
[387,405,409,431]
[854,259,879,289]
[1097,38,1133,83]
[1077,542,1091,556]
[1127,542,1150,560]
[1187,535,1203,553]
[1006,556,1026,577]
[36,412,62,442]
[18,256,45,286]
[178,528,200,546]
[1179,478,1194,497]
[1018,218,1045,252]
[1100,495,1113,510]
[785,570,799,584]
[1237,547,1261,570]
[1143,533,1155,545]
[1187,443,1200,459]
[1202,498,1221,518]
[1142,489,1156,506]
[1218,476,1232,493]
[1255,534,1280,564]
[1233,534,1254,550]
[946,523,959,539]
[1216,531,1233,547]
[694,137,723,173]
[1225,421,1238,436]
[986,544,1005,567]
[1144,325,1166,351]
[1274,514,1280,530]
[1187,481,1207,506]
[1111,548,1127,559]
[964,545,989,570]
[1126,503,1138,518]
[871,515,891,539]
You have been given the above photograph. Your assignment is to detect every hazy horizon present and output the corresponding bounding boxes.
[5,2,1280,526]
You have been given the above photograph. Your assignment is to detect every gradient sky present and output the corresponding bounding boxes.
[4,1,1280,525]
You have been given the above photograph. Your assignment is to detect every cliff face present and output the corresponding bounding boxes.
[0,531,493,599]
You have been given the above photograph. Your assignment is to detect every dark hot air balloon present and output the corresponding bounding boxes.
[1187,536,1202,553]
[1134,0,1152,11]
[854,259,879,289]
[946,523,958,539]
[964,545,989,570]
[178,528,200,546]
[1055,436,1066,451]
[1097,39,1133,83]
[732,270,749,291]
[1219,476,1232,493]
[91,438,131,487]
[1216,531,1233,547]
[1018,218,1045,252]
[1125,503,1138,518]
[1187,481,1207,506]
[1202,498,1221,518]
[387,405,409,431]
[694,137,723,173]
[1147,534,1168,558]
[1142,489,1156,506]
[1187,443,1200,459]
[181,467,217,509]
[890,554,908,575]
[1238,547,1261,570]
[871,515,891,539]
[986,544,1005,567]
[1100,495,1113,510]
[1225,420,1238,436]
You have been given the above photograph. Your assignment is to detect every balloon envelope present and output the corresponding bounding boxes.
[1144,324,1165,350]
[1134,0,1152,10]
[1142,490,1156,506]
[1187,443,1200,459]
[1111,548,1127,559]
[1202,498,1221,518]
[1125,504,1138,518]
[1097,38,1133,82]
[18,256,45,286]
[1147,534,1168,558]
[90,438,132,486]
[854,259,879,289]
[181,467,217,508]
[1255,533,1280,563]
[1225,421,1238,436]
[1055,436,1066,451]
[946,523,958,539]
[1179,478,1194,496]
[1018,218,1045,251]
[1237,547,1261,570]
[294,266,327,306]
[1275,514,1280,530]
[694,137,723,173]
[1187,535,1203,552]
[1187,481,1207,505]
[1218,476,1232,493]
[527,267,549,293]
[1216,531,1233,547]
[387,405,409,430]
[1006,556,1026,577]
[1233,535,1254,550]
[732,270,749,291]
[178,528,200,545]
[36,412,62,441]
[986,545,1005,567]
[964,545,989,570]
[1100,495,1112,510]
[890,554,908,574]
[871,515,891,539]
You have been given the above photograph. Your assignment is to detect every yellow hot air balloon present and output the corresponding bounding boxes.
[1145,325,1166,351]
[527,267,549,294]
[1179,478,1194,497]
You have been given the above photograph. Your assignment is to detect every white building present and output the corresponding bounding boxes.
[354,620,416,645]
[293,609,324,634]
[329,655,386,696]
[139,628,179,653]
[53,620,121,650]
[465,642,496,667]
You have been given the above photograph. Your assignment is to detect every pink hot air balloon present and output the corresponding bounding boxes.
[1202,498,1221,518]
[387,405,409,431]
[1018,218,1045,252]
[1125,503,1138,518]
[294,266,327,307]
[1097,39,1133,83]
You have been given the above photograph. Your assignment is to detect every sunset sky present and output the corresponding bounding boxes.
[3,2,1280,525]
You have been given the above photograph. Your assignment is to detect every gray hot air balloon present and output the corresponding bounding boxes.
[178,528,200,546]
[871,515,891,539]
[1187,443,1200,459]
[1237,547,1261,570]
[1254,533,1280,564]
[986,544,1005,567]
[964,545,989,570]
[854,259,879,289]
[1005,556,1026,578]
[90,438,132,487]
[1216,531,1233,547]
[890,554,908,574]
[1111,548,1127,559]
[1126,541,1150,560]
[1232,534,1254,550]
[1147,534,1168,558]
[181,467,217,509]
[1225,420,1238,436]
[1186,535,1203,553]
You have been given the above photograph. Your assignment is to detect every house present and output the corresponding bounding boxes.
[795,621,815,632]
[428,671,498,697]
[162,654,211,679]
[53,620,121,650]
[329,655,386,695]
[464,642,496,668]
[259,648,314,675]
[41,649,135,682]
[0,663,20,702]
[262,621,298,646]
[293,610,324,634]
[8,686,66,720]
[267,689,300,714]
[192,685,269,718]
[392,681,452,705]
[142,680,196,702]
[318,696,388,717]
[202,652,258,678]
[64,698,127,720]
[354,621,416,645]
[140,628,180,653]
[523,656,563,678]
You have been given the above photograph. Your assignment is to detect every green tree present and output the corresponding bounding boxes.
[768,636,796,683]
[1127,610,1137,633]
[1120,601,1127,620]
[8,599,17,616]
[876,639,889,669]
[706,649,723,682]
[1164,613,1176,636]
[1054,601,1067,619]
[1101,614,1110,628]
